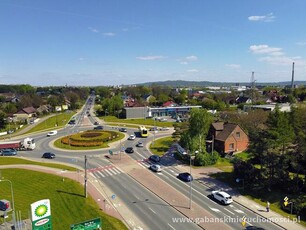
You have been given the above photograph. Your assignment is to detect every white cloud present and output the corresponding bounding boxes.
[225,64,240,69]
[296,42,306,46]
[248,13,275,22]
[103,32,116,36]
[185,55,198,61]
[249,44,282,55]
[186,69,199,73]
[78,57,85,61]
[88,27,99,33]
[136,55,167,61]
[180,61,188,65]
[250,44,306,66]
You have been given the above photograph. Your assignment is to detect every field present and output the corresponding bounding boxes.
[0,168,127,230]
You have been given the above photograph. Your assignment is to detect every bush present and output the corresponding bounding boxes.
[194,151,219,166]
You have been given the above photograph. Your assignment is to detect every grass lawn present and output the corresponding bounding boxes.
[0,157,77,171]
[25,112,76,134]
[103,116,174,128]
[0,168,127,230]
[150,136,176,156]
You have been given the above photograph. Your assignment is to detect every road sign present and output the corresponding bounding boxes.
[111,194,116,200]
[284,196,289,206]
[70,218,101,230]
[241,216,246,227]
[109,150,113,155]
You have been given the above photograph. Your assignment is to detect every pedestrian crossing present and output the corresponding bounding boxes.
[89,165,124,178]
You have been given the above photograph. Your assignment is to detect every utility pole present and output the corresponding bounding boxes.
[291,62,295,93]
[251,71,255,105]
[84,155,88,198]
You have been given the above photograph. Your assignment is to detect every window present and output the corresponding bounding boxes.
[229,143,234,150]
[236,132,240,138]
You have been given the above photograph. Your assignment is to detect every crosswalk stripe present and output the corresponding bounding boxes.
[112,168,121,174]
[97,171,105,178]
[108,168,117,175]
[104,169,113,176]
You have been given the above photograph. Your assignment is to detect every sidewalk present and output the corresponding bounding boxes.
[176,165,305,230]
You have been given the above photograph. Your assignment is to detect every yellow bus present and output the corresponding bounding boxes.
[139,125,148,138]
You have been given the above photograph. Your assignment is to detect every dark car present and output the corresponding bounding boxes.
[125,147,134,153]
[94,125,103,130]
[0,149,17,156]
[42,152,55,159]
[94,121,99,125]
[149,155,160,163]
[246,227,266,230]
[119,128,127,132]
[178,172,193,182]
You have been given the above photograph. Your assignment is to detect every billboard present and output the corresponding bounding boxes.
[30,199,52,230]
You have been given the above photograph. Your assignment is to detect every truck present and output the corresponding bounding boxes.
[0,137,36,150]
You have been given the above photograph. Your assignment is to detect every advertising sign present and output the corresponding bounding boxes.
[30,199,52,230]
[70,218,101,230]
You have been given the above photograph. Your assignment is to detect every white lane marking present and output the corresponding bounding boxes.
[224,208,235,215]
[167,223,175,230]
[209,207,221,212]
[234,209,245,214]
[90,173,97,179]
[148,207,156,214]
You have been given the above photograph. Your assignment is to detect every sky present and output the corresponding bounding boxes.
[1,0,306,86]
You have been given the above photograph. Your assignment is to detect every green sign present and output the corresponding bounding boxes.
[109,150,113,155]
[70,218,101,230]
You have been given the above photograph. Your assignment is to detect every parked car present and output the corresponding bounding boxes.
[149,164,162,172]
[119,128,127,132]
[47,130,57,136]
[93,125,103,130]
[149,155,160,163]
[136,142,144,147]
[125,147,134,153]
[160,127,170,131]
[42,152,56,159]
[128,134,136,140]
[211,190,233,205]
[245,226,266,230]
[0,149,17,156]
[178,172,193,182]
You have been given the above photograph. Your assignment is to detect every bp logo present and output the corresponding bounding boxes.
[35,204,48,218]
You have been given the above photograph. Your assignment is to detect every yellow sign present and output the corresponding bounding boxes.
[284,201,288,207]
[241,216,246,227]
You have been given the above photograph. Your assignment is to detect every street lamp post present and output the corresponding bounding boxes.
[0,179,16,228]
[189,152,192,209]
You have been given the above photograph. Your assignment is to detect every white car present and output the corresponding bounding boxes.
[128,134,136,140]
[149,164,162,172]
[47,130,58,136]
[211,190,233,205]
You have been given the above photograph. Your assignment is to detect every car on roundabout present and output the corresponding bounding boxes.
[47,130,57,136]
[149,164,162,172]
[119,127,127,132]
[128,134,136,140]
[211,190,233,205]
[178,172,193,182]
[42,152,56,159]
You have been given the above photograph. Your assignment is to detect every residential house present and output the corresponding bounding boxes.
[13,106,37,123]
[208,122,249,155]
[162,101,177,107]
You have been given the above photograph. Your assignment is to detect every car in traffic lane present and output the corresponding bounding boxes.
[136,142,144,147]
[42,152,56,159]
[119,127,127,132]
[211,190,233,205]
[128,134,136,140]
[149,164,162,172]
[0,149,17,156]
[125,147,134,153]
[178,172,193,182]
[149,155,160,163]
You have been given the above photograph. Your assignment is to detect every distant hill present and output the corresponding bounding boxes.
[137,80,306,88]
